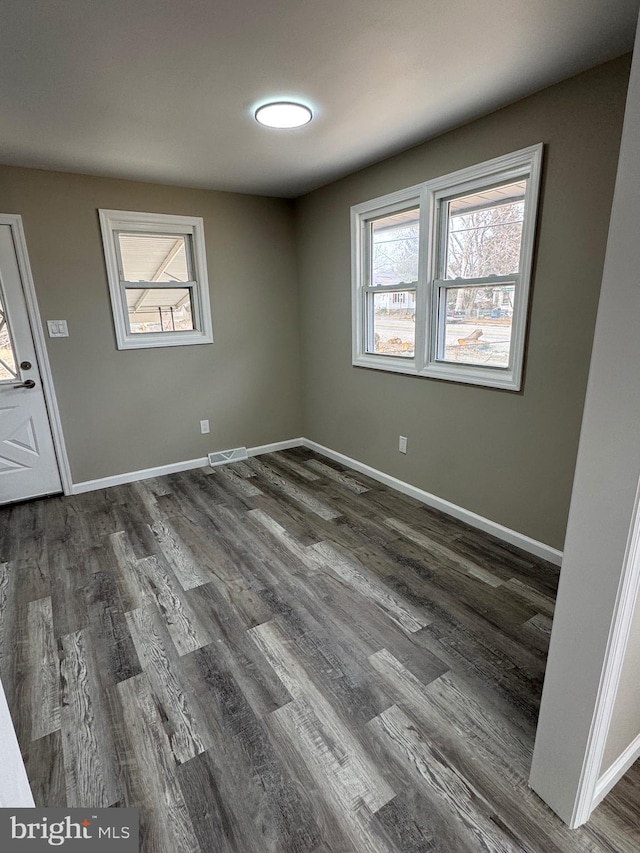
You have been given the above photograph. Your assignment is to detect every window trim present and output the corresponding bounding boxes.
[99,209,213,350]
[351,144,543,390]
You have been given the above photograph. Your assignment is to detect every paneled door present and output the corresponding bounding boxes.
[0,222,62,503]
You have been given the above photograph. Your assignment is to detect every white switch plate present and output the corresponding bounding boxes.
[399,435,408,454]
[47,320,69,338]
[200,419,210,434]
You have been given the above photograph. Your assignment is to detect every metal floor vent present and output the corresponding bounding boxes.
[208,446,249,467]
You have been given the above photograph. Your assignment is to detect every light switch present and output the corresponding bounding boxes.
[47,320,69,338]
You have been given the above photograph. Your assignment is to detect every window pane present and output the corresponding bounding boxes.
[126,287,194,334]
[367,291,415,357]
[441,286,513,368]
[445,180,526,278]
[0,291,18,382]
[371,207,419,287]
[118,233,190,282]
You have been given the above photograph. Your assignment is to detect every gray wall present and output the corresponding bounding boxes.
[295,56,630,550]
[530,16,640,822]
[0,166,303,483]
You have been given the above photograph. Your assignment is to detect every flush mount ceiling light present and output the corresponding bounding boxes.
[255,101,313,128]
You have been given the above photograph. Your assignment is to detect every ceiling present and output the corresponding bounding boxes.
[0,0,638,198]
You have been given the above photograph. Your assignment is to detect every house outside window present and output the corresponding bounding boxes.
[351,145,543,390]
[99,209,213,350]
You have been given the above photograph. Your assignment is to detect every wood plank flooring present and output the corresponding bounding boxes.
[1,448,639,852]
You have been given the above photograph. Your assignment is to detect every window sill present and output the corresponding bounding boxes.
[115,330,214,350]
[353,353,521,390]
[352,353,420,376]
[421,361,520,390]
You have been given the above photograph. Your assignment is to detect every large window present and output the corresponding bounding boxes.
[99,210,213,350]
[351,145,542,390]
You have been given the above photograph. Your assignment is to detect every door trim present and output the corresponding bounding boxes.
[569,477,640,826]
[0,214,72,496]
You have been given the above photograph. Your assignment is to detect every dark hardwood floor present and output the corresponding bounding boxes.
[1,448,638,851]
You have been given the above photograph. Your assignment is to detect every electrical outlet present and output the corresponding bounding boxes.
[200,419,210,434]
[399,435,408,454]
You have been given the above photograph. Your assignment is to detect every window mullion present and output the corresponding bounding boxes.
[422,183,438,371]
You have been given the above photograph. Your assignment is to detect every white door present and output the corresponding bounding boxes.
[0,223,62,503]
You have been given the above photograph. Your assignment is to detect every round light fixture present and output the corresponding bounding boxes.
[255,101,313,129]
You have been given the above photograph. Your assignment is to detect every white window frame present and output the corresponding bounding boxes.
[351,144,543,390]
[99,209,213,350]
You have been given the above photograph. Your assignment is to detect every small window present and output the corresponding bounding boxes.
[351,145,542,390]
[99,210,213,350]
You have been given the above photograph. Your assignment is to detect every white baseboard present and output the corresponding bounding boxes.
[247,438,304,457]
[71,456,210,494]
[70,435,561,565]
[71,438,304,494]
[592,732,640,810]
[303,439,563,566]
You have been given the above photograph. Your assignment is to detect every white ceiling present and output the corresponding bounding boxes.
[0,0,638,198]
